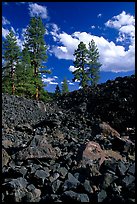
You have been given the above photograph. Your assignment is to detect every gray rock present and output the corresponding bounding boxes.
[128,163,135,175]
[52,179,62,193]
[34,169,50,184]
[122,174,135,187]
[15,135,56,161]
[49,172,60,183]
[58,167,68,179]
[83,180,93,193]
[63,173,80,191]
[98,189,107,202]
[117,161,127,176]
[63,190,89,202]
[102,173,118,189]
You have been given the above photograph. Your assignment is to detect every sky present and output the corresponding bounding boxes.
[2,2,135,92]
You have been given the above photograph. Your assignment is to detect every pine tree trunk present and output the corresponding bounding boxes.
[11,66,15,95]
[34,61,39,101]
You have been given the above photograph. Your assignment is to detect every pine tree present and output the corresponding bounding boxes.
[62,78,69,94]
[72,42,89,88]
[2,30,20,95]
[72,40,101,88]
[87,40,101,86]
[55,85,61,97]
[15,47,35,97]
[24,16,51,100]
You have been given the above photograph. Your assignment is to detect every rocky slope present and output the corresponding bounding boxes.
[2,75,135,202]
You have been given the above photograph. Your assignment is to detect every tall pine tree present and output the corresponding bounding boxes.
[2,30,20,95]
[72,42,89,88]
[15,47,35,97]
[87,40,101,86]
[24,16,51,100]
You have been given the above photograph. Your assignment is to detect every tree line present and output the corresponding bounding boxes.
[2,16,101,101]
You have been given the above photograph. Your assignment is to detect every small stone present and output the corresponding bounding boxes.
[128,163,135,175]
[122,174,135,187]
[63,190,89,202]
[102,173,118,189]
[83,180,93,193]
[63,173,80,191]
[117,161,127,176]
[58,167,68,178]
[98,189,107,202]
[52,179,62,193]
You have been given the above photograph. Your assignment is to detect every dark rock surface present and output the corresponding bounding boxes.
[2,75,135,202]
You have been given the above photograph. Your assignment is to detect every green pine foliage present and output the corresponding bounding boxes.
[2,30,21,95]
[15,47,35,97]
[87,40,102,86]
[62,78,69,94]
[72,42,89,88]
[24,16,51,100]
[72,40,101,88]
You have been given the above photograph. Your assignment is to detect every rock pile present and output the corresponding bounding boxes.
[2,75,135,202]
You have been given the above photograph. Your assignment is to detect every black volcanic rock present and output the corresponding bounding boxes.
[2,75,135,203]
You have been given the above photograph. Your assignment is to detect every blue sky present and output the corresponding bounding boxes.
[2,2,135,92]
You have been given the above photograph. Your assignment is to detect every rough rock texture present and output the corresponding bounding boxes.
[2,75,135,202]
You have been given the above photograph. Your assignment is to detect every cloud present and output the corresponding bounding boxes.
[67,80,74,85]
[105,11,135,29]
[28,3,48,19]
[2,16,10,25]
[69,65,79,72]
[97,13,102,18]
[42,76,58,85]
[51,29,135,72]
[105,11,135,43]
[91,25,95,29]
[2,27,9,38]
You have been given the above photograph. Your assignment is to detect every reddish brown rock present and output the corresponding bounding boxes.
[82,141,107,166]
[99,122,120,138]
[82,141,123,167]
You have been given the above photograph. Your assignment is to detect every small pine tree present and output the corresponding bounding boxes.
[55,85,61,97]
[62,78,69,94]
[2,30,20,95]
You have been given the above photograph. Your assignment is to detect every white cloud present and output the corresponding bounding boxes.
[105,11,135,43]
[97,13,102,18]
[2,16,10,25]
[91,25,95,29]
[28,3,48,19]
[2,27,9,38]
[51,29,135,72]
[42,76,58,85]
[68,82,74,85]
[69,65,79,72]
[49,23,60,42]
[105,11,135,29]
